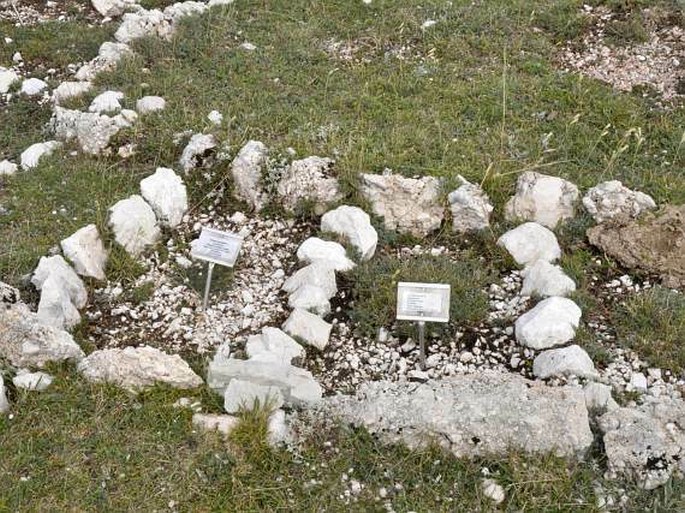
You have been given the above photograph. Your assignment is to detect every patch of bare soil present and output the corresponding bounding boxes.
[588,204,685,290]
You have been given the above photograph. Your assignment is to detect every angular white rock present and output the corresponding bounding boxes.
[76,42,132,81]
[282,308,332,350]
[179,133,217,173]
[92,0,138,17]
[36,274,82,329]
[0,376,8,413]
[32,255,88,309]
[50,107,127,155]
[20,141,61,170]
[360,172,444,237]
[282,263,337,299]
[505,172,579,228]
[12,370,53,391]
[89,90,124,113]
[296,237,355,272]
[78,346,203,391]
[0,160,18,176]
[277,156,341,214]
[521,260,576,298]
[136,95,166,114]
[481,478,505,505]
[267,409,291,446]
[533,345,597,379]
[630,372,648,392]
[0,68,19,94]
[448,176,493,232]
[321,205,378,260]
[108,195,161,256]
[20,78,48,96]
[115,9,169,43]
[52,81,92,104]
[582,180,657,223]
[288,285,331,317]
[192,413,239,436]
[245,327,304,363]
[60,224,108,280]
[231,140,269,210]
[515,296,581,349]
[140,167,188,228]
[584,382,619,413]
[497,222,561,266]
[223,379,284,413]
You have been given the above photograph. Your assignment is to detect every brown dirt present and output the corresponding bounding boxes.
[588,205,685,289]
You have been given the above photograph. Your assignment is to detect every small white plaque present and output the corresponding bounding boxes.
[190,227,243,267]
[396,282,450,323]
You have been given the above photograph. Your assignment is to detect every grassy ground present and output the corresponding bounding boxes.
[1,0,685,510]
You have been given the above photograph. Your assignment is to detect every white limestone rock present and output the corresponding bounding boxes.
[231,140,269,210]
[521,260,576,298]
[282,263,337,299]
[321,205,378,260]
[20,78,48,96]
[245,327,304,364]
[277,156,342,214]
[224,379,284,413]
[115,8,168,43]
[504,172,579,228]
[78,346,203,391]
[52,81,92,105]
[288,285,331,317]
[92,0,138,17]
[0,376,8,413]
[36,275,82,329]
[282,308,332,350]
[324,371,593,459]
[497,222,561,266]
[76,42,132,81]
[140,167,188,228]
[629,372,648,393]
[108,195,161,256]
[448,176,493,232]
[192,413,239,436]
[32,255,88,309]
[20,141,61,170]
[532,345,597,379]
[515,296,581,350]
[12,370,53,391]
[163,1,208,25]
[582,180,657,223]
[89,90,124,114]
[481,478,505,505]
[360,172,444,237]
[0,160,18,176]
[136,95,166,114]
[584,382,619,414]
[50,107,125,155]
[267,409,291,446]
[207,110,223,125]
[0,68,19,94]
[60,224,108,280]
[296,237,355,272]
[179,133,217,173]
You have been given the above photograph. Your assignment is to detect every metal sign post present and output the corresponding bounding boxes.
[190,227,243,310]
[396,282,451,370]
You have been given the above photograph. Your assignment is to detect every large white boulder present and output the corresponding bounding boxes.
[108,195,161,256]
[321,205,378,260]
[179,133,216,173]
[75,42,132,81]
[0,160,18,176]
[78,346,203,391]
[296,237,355,272]
[447,176,493,232]
[277,156,342,214]
[231,140,269,210]
[20,78,48,96]
[282,308,332,350]
[520,260,576,298]
[515,296,581,350]
[12,370,53,391]
[582,180,656,223]
[504,172,579,228]
[89,90,124,114]
[287,285,331,317]
[32,255,88,309]
[282,263,337,299]
[20,141,61,170]
[140,167,188,228]
[92,0,138,17]
[497,222,561,266]
[245,327,304,363]
[60,224,108,280]
[223,379,284,413]
[52,81,92,105]
[0,68,19,94]
[360,172,444,237]
[532,345,597,379]
[136,95,166,114]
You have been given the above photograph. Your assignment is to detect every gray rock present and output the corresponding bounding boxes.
[321,205,378,260]
[282,308,332,350]
[584,382,619,414]
[497,222,561,266]
[277,156,341,214]
[75,42,132,81]
[231,140,269,210]
[515,297,581,350]
[78,346,203,392]
[140,167,188,228]
[108,195,161,256]
[20,141,61,170]
[12,370,53,391]
[520,260,576,298]
[245,327,304,363]
[192,413,239,436]
[282,263,337,299]
[532,345,597,379]
[505,172,579,228]
[296,237,355,272]
[60,224,108,281]
[599,396,685,489]
[324,371,593,458]
[448,176,493,232]
[582,180,656,223]
[52,81,92,105]
[223,379,284,413]
[360,172,444,237]
[179,133,216,173]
